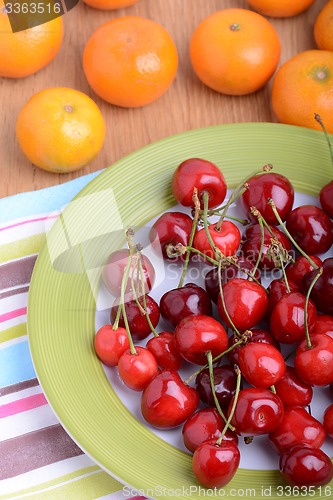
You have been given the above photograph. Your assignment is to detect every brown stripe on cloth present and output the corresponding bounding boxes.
[0,378,39,397]
[0,424,84,479]
[0,285,30,301]
[0,255,37,291]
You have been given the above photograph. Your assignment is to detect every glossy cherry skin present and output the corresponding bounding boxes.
[193,221,241,261]
[192,439,240,488]
[280,445,333,487]
[303,258,333,315]
[238,342,286,388]
[94,324,130,367]
[195,365,238,409]
[160,283,212,327]
[240,172,294,225]
[171,158,227,209]
[227,328,280,366]
[286,205,333,255]
[118,346,158,392]
[102,248,155,297]
[149,211,194,262]
[146,331,183,371]
[174,315,228,365]
[241,223,292,270]
[314,314,333,339]
[218,278,268,331]
[111,294,160,341]
[265,278,300,320]
[323,404,333,438]
[141,369,199,429]
[268,406,326,454]
[269,292,317,344]
[294,332,333,387]
[274,366,313,407]
[320,180,333,219]
[229,387,284,436]
[182,408,238,453]
[204,258,261,304]
[285,255,323,289]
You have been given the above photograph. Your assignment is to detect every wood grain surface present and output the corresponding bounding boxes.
[0,0,327,198]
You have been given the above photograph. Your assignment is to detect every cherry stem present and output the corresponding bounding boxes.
[202,191,222,260]
[270,385,276,394]
[119,234,137,355]
[216,365,241,445]
[314,114,333,168]
[218,261,241,337]
[250,212,265,279]
[279,254,290,293]
[207,350,235,432]
[304,267,323,349]
[268,199,319,270]
[138,255,159,337]
[178,188,200,288]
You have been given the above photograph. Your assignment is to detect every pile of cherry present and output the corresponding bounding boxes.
[94,156,333,490]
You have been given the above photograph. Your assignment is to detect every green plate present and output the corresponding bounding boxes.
[27,123,333,500]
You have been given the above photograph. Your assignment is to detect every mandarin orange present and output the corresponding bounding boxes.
[82,0,139,11]
[314,0,333,51]
[246,0,314,18]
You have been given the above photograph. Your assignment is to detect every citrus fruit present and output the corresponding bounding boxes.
[314,0,333,51]
[246,0,314,18]
[271,50,333,133]
[83,0,138,10]
[83,16,178,108]
[16,88,106,173]
[0,0,63,78]
[189,8,281,96]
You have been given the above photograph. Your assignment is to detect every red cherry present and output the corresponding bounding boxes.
[294,332,333,386]
[286,205,333,255]
[240,172,294,225]
[320,179,333,219]
[280,445,333,487]
[274,366,313,407]
[303,258,333,315]
[227,328,281,366]
[285,255,323,289]
[270,292,317,344]
[111,294,160,341]
[149,211,194,262]
[94,324,130,367]
[174,315,228,365]
[238,342,286,388]
[193,221,241,261]
[314,314,333,339]
[192,439,240,488]
[141,369,199,429]
[265,278,300,320]
[182,408,238,453]
[118,346,158,392]
[323,404,333,438]
[229,387,284,436]
[195,365,238,409]
[146,331,183,371]
[218,278,268,331]
[160,283,212,327]
[102,248,155,297]
[268,406,326,454]
[171,158,227,209]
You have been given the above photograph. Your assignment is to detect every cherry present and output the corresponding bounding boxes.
[192,439,240,488]
[323,404,333,438]
[149,211,194,262]
[182,408,238,453]
[146,331,183,371]
[285,254,323,289]
[94,324,130,367]
[313,314,333,339]
[102,248,155,297]
[174,315,228,365]
[171,158,227,209]
[320,180,333,219]
[294,332,333,386]
[303,258,333,315]
[160,283,212,327]
[118,346,158,392]
[286,205,333,255]
[265,278,300,320]
[218,278,268,331]
[269,292,317,344]
[111,294,160,341]
[240,172,294,225]
[227,328,280,366]
[280,445,333,487]
[228,387,284,436]
[268,406,326,454]
[204,258,261,304]
[193,220,241,261]
[274,366,313,408]
[195,365,238,409]
[238,342,286,388]
[141,369,199,429]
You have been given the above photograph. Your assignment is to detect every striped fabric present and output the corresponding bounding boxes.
[0,176,145,499]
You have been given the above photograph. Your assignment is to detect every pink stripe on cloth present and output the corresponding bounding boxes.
[0,213,59,233]
[0,393,47,418]
[0,307,27,323]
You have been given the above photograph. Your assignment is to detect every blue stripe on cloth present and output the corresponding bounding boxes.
[0,171,103,225]
[0,340,36,386]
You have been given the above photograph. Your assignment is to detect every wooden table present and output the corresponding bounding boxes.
[0,0,327,198]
